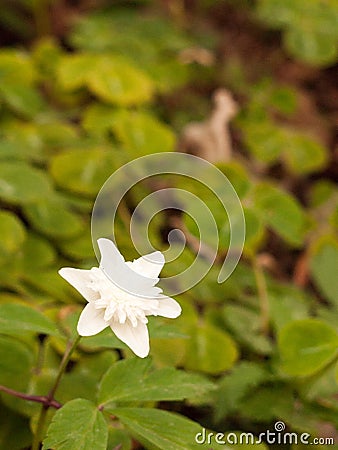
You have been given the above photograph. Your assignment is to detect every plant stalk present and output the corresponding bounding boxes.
[0,385,61,409]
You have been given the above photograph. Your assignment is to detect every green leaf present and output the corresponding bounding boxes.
[108,428,132,450]
[36,121,79,148]
[256,0,338,66]
[0,303,60,336]
[241,121,284,164]
[98,358,215,406]
[185,322,239,374]
[0,81,46,118]
[111,407,226,450]
[0,210,26,263]
[73,351,118,380]
[57,372,99,404]
[283,133,328,175]
[32,37,63,78]
[242,385,294,422]
[20,233,56,270]
[216,162,251,199]
[0,336,33,391]
[22,269,74,303]
[0,50,35,85]
[42,399,108,450]
[50,148,117,197]
[301,360,338,402]
[0,123,44,163]
[214,362,269,421]
[57,53,94,90]
[0,50,45,117]
[242,207,265,256]
[310,238,338,307]
[253,182,309,247]
[0,162,53,204]
[87,56,154,105]
[69,10,192,92]
[285,28,338,66]
[255,0,298,28]
[23,198,84,239]
[80,327,127,350]
[270,86,297,115]
[58,231,94,261]
[278,319,338,376]
[223,305,273,355]
[269,290,310,332]
[310,180,337,208]
[82,103,119,136]
[0,406,32,450]
[111,110,175,156]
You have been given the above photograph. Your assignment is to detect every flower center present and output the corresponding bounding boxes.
[88,267,159,326]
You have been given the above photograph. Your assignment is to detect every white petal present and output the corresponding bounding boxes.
[59,268,98,302]
[99,238,161,298]
[127,251,165,279]
[157,296,182,318]
[110,320,150,358]
[77,303,108,336]
[98,238,125,276]
[98,237,125,263]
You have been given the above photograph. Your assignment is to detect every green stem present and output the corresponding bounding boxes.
[32,406,48,450]
[32,335,81,450]
[253,259,270,335]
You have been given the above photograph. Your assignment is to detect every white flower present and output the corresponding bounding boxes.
[59,238,181,358]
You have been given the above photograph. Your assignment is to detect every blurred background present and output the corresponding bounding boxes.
[0,1,337,449]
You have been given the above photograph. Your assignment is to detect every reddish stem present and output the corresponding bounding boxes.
[0,384,61,409]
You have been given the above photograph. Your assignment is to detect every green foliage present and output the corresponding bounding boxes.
[0,0,337,448]
[253,182,309,247]
[68,9,194,92]
[0,303,59,336]
[110,407,225,450]
[223,304,272,355]
[23,197,84,239]
[310,237,338,307]
[97,357,215,405]
[110,110,176,156]
[42,399,108,450]
[58,53,154,105]
[0,210,26,262]
[214,361,269,421]
[0,406,32,450]
[50,147,117,197]
[255,0,338,66]
[0,161,53,204]
[184,322,239,374]
[278,319,338,376]
[0,336,34,391]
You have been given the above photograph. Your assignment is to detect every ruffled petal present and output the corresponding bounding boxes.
[110,320,150,358]
[127,251,165,279]
[77,302,108,336]
[59,268,98,302]
[157,296,182,318]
